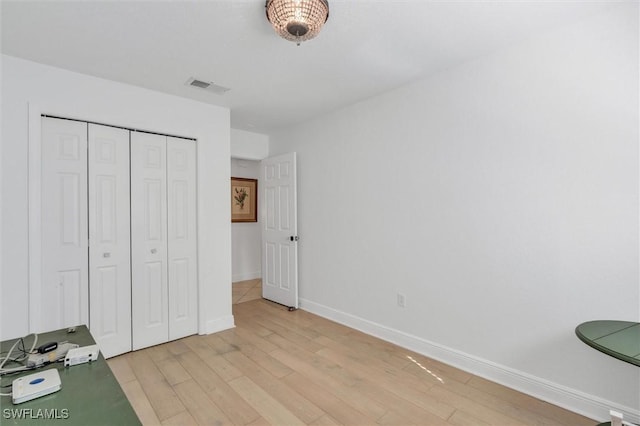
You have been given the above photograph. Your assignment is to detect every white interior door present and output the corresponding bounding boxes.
[131,132,169,350]
[41,117,89,330]
[261,152,298,309]
[88,124,132,358]
[167,137,198,340]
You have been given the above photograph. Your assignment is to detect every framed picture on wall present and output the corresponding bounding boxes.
[231,177,258,222]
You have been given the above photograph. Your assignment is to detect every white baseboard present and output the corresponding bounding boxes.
[203,315,235,335]
[232,271,261,283]
[299,298,639,424]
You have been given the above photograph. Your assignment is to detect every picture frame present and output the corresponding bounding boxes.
[231,177,258,222]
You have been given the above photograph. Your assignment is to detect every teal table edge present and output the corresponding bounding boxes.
[575,320,640,367]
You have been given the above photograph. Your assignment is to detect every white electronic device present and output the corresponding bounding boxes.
[64,345,99,367]
[12,368,62,404]
[26,342,79,368]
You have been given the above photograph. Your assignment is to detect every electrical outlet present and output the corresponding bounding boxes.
[397,293,406,308]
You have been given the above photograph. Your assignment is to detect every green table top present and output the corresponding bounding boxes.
[575,320,640,367]
[0,326,140,425]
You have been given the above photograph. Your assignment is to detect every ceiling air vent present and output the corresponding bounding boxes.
[185,77,230,95]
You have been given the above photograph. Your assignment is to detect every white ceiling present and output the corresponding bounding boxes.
[1,1,614,133]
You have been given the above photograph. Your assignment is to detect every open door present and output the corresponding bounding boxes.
[261,152,298,309]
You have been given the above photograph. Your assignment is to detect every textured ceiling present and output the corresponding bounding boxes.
[1,1,614,133]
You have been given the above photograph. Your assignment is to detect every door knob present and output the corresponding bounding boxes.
[151,248,157,254]
[289,236,299,242]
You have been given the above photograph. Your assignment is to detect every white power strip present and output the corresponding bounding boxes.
[26,342,79,368]
[12,368,61,404]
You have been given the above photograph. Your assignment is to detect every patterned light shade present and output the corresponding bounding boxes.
[266,0,329,45]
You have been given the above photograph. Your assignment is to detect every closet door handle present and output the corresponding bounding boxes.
[150,248,157,254]
[103,252,111,258]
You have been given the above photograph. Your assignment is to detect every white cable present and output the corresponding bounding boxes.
[22,333,38,360]
[0,339,21,370]
[0,333,38,374]
[0,366,29,374]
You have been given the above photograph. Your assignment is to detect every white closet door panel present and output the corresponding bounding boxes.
[131,132,169,350]
[88,124,131,358]
[167,137,198,340]
[41,117,89,330]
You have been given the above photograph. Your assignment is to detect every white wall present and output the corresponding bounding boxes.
[230,128,267,282]
[231,128,269,160]
[269,4,639,422]
[1,55,234,339]
[231,158,262,282]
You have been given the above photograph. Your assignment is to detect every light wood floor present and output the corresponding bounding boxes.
[233,279,262,304]
[107,299,595,425]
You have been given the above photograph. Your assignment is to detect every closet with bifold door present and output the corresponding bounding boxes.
[40,116,198,358]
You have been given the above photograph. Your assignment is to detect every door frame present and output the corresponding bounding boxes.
[27,104,215,335]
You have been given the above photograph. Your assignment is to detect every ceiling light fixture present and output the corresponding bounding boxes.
[265,0,329,46]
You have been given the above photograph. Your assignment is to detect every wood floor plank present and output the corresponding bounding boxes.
[173,379,233,425]
[466,376,595,426]
[228,375,306,426]
[350,379,449,426]
[119,379,161,426]
[160,409,197,426]
[146,344,174,363]
[203,333,241,355]
[436,376,570,426]
[333,331,413,370]
[182,334,223,360]
[317,342,442,391]
[202,353,244,382]
[282,372,379,425]
[377,409,418,426]
[314,346,455,420]
[164,339,192,356]
[246,416,271,426]
[429,385,528,426]
[139,375,187,421]
[254,314,325,353]
[447,409,493,426]
[177,350,261,425]
[233,326,279,354]
[126,350,166,385]
[270,347,389,420]
[403,353,474,385]
[252,307,323,341]
[107,355,136,384]
[224,350,324,424]
[309,414,341,426]
[218,331,293,379]
[265,326,322,352]
[110,298,596,426]
[156,356,192,386]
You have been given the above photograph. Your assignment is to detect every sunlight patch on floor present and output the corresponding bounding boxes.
[407,355,445,384]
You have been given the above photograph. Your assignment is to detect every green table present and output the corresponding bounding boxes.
[0,326,140,425]
[575,320,640,367]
